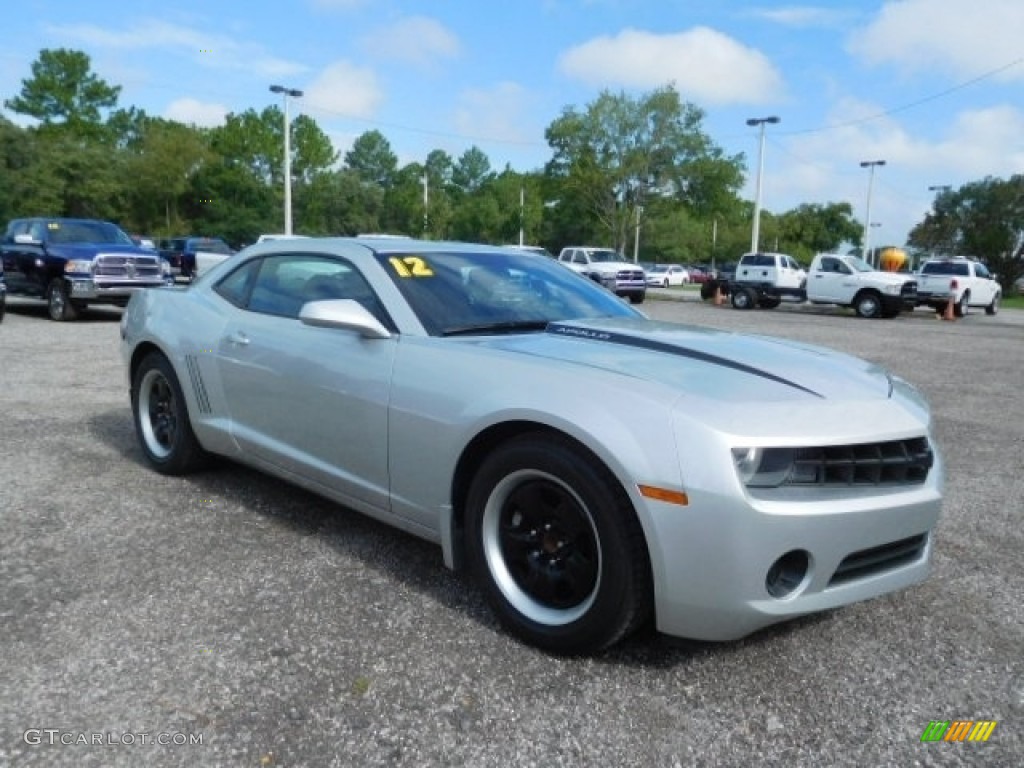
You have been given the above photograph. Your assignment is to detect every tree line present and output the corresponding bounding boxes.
[2,48,1021,288]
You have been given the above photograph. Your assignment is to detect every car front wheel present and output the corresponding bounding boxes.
[46,278,80,321]
[986,294,999,315]
[854,290,883,318]
[466,433,652,654]
[132,352,208,475]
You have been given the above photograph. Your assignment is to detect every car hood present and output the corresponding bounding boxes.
[46,243,161,260]
[474,316,892,402]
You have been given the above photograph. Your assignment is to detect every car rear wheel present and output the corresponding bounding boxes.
[466,433,651,654]
[955,293,969,317]
[854,290,883,318]
[132,352,209,475]
[731,287,755,310]
[46,278,80,321]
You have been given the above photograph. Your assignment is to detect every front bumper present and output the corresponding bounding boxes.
[68,278,174,302]
[645,477,942,641]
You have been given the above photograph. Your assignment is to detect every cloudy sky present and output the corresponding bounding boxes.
[3,0,1022,247]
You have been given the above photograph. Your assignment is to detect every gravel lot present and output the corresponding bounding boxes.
[1,294,1021,768]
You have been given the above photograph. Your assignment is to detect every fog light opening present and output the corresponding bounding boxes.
[765,550,810,599]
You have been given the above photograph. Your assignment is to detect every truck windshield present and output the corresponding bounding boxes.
[844,256,875,272]
[47,221,134,245]
[588,250,624,263]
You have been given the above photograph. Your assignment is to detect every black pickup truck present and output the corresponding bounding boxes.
[0,217,173,320]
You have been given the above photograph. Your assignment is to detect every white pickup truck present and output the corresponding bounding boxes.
[728,252,917,318]
[915,256,1001,316]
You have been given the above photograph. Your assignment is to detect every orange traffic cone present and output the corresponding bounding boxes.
[714,282,725,306]
[942,278,958,321]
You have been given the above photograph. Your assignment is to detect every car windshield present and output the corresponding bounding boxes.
[46,220,134,245]
[376,249,641,335]
[588,249,623,263]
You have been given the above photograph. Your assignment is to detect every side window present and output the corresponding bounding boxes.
[214,258,261,307]
[820,257,838,272]
[975,263,990,279]
[573,252,587,265]
[245,253,389,324]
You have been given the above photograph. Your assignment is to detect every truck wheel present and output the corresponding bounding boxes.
[955,293,969,317]
[731,287,755,310]
[700,281,716,301]
[46,278,80,322]
[853,290,882,319]
[465,433,652,654]
[132,352,209,475]
[629,292,645,305]
[758,297,781,309]
[985,294,999,315]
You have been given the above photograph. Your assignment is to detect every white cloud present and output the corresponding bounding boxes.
[558,27,784,105]
[302,60,383,118]
[309,0,367,9]
[762,98,1024,246]
[454,81,537,145]
[848,0,1024,81]
[164,98,228,127]
[748,6,856,27]
[359,16,460,67]
[45,20,307,79]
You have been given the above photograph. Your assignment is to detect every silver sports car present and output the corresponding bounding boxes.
[121,238,943,653]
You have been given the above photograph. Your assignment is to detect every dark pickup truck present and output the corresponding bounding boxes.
[0,217,173,320]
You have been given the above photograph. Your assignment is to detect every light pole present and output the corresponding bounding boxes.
[860,159,886,266]
[421,173,429,237]
[747,116,779,253]
[270,85,303,235]
[634,204,643,263]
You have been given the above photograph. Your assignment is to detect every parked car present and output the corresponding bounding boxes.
[915,256,1001,316]
[557,246,646,303]
[159,236,235,280]
[646,264,690,287]
[0,217,172,320]
[122,237,942,654]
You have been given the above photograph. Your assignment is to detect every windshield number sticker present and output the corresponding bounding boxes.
[389,256,434,277]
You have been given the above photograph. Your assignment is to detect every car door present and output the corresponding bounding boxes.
[810,256,848,302]
[215,252,398,512]
[972,263,998,305]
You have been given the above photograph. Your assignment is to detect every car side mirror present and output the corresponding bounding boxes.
[299,298,392,339]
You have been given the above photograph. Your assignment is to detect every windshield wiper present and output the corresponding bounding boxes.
[441,320,550,337]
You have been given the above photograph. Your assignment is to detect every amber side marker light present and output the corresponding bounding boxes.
[637,485,689,506]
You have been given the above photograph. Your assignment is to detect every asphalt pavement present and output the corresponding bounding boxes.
[0,294,1021,768]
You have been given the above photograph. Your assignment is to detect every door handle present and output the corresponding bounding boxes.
[226,331,250,347]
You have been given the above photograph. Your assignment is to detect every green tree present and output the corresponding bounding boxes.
[345,130,398,187]
[290,114,338,182]
[544,85,744,253]
[909,176,1024,290]
[776,202,862,262]
[452,146,494,194]
[5,48,120,137]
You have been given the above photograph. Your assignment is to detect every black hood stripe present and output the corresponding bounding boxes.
[546,322,824,398]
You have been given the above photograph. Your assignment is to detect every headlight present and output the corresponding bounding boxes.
[883,283,900,295]
[161,259,172,277]
[732,447,797,487]
[65,260,94,274]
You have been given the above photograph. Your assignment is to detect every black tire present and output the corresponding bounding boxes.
[131,352,209,475]
[954,293,969,318]
[661,279,669,288]
[46,278,79,321]
[700,281,716,301]
[465,433,652,654]
[629,292,645,305]
[0,294,5,323]
[731,287,755,310]
[758,297,781,309]
[986,294,1000,316]
[854,290,883,319]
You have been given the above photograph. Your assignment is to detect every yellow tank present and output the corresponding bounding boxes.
[879,247,907,272]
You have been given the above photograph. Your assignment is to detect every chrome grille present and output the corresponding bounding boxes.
[829,533,928,586]
[94,254,163,279]
[616,269,645,281]
[788,437,932,486]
